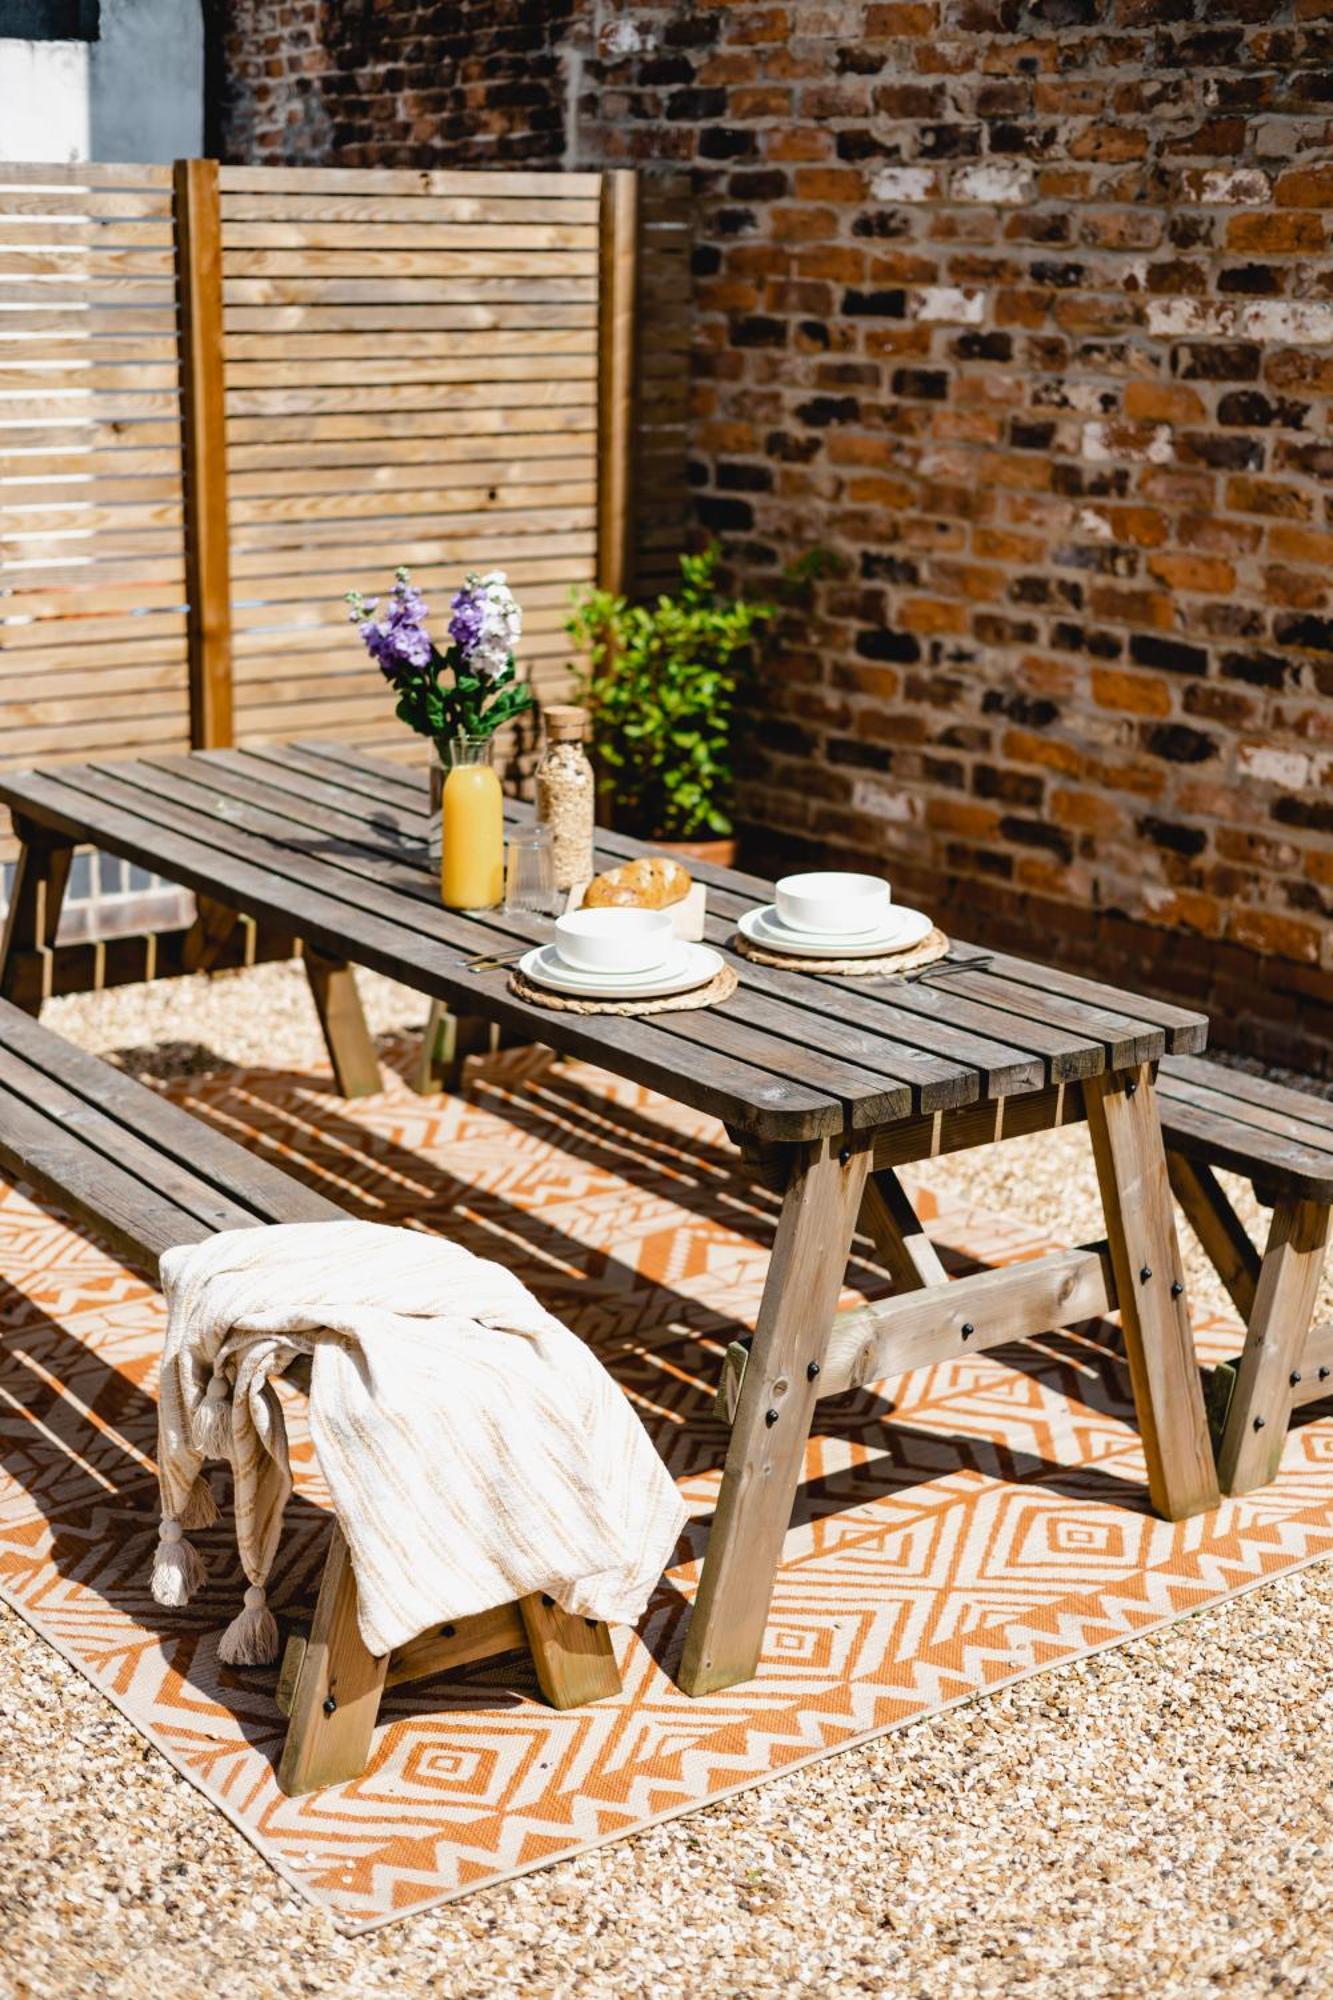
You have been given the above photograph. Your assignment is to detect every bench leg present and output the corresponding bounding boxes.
[276,1522,388,1796]
[413,998,496,1094]
[859,1167,949,1291]
[304,948,382,1097]
[679,1134,870,1697]
[0,821,74,1015]
[1217,1198,1332,1496]
[1084,1065,1220,1522]
[518,1593,621,1708]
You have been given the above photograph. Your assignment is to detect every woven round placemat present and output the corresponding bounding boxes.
[509,961,738,1016]
[732,925,951,977]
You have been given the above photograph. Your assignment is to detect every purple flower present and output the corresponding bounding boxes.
[350,569,433,683]
[448,582,486,658]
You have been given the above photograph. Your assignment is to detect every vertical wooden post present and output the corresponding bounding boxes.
[1217,1198,1332,1496]
[680,1135,871,1697]
[1084,1064,1220,1522]
[173,157,234,750]
[597,169,639,598]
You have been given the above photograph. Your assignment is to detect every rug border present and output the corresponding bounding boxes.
[5,1530,1331,1937]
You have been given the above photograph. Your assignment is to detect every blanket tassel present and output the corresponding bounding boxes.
[151,1518,205,1608]
[217,1585,279,1668]
[191,1369,235,1462]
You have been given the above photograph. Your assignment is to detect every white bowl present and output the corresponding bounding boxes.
[554,905,675,975]
[774,871,892,936]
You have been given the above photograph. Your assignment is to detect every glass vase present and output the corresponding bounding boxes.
[434,735,504,911]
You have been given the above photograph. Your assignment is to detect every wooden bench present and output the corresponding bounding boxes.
[1158,1054,1333,1496]
[0,997,621,1793]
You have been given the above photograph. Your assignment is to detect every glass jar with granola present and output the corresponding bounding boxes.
[535,704,595,893]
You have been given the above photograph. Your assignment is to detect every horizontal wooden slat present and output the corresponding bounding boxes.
[228,479,595,536]
[224,355,595,391]
[0,221,174,248]
[0,248,177,277]
[223,278,596,306]
[222,222,597,252]
[222,303,596,334]
[224,404,587,446]
[0,306,177,336]
[217,166,602,197]
[224,327,595,363]
[227,442,593,493]
[219,194,600,224]
[228,518,594,579]
[224,380,594,419]
[0,189,174,219]
[0,610,187,651]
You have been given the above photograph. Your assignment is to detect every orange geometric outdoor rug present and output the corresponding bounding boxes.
[2,1045,1332,1934]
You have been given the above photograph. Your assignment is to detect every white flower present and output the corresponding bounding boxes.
[472,569,522,682]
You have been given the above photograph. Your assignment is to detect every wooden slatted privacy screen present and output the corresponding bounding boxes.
[215,165,604,752]
[1,159,689,911]
[0,162,193,774]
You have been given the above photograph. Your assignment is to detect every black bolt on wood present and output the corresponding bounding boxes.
[839,1146,851,1167]
[1291,1372,1303,1387]
[441,1623,456,1638]
[961,1321,975,1339]
[1125,1078,1137,1097]
[765,1407,779,1426]
[1171,1280,1183,1298]
[542,1593,555,1607]
[807,1360,821,1381]
[323,1696,337,1716]
[1253,1416,1266,1431]
[1140,1265,1153,1282]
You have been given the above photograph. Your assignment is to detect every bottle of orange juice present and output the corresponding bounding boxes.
[438,736,504,909]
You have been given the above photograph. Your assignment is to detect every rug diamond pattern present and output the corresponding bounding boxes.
[2,1044,1332,1931]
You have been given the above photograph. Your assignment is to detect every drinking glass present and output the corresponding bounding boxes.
[505,823,558,919]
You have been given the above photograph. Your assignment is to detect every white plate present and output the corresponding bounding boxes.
[739,904,933,959]
[520,940,723,999]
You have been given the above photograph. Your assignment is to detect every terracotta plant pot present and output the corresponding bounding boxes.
[644,835,738,868]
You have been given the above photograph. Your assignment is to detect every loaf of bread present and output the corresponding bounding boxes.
[583,855,692,910]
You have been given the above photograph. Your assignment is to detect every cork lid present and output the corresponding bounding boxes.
[544,704,589,741]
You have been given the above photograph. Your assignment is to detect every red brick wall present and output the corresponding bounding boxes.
[568,0,1333,1072]
[219,1,1333,1071]
[218,0,578,165]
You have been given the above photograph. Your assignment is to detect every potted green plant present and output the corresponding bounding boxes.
[565,545,775,863]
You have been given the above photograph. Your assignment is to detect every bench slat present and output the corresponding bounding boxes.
[1162,1054,1333,1138]
[0,1075,214,1272]
[1155,1092,1333,1204]
[0,999,344,1228]
[1158,1066,1333,1157]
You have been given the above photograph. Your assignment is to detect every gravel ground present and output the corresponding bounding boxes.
[2,960,1332,2000]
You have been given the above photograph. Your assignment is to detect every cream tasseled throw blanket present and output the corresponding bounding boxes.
[150,1220,689,1667]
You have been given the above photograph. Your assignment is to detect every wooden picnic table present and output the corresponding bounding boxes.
[0,741,1221,1696]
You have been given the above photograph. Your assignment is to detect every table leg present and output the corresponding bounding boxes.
[1084,1063,1220,1521]
[304,948,382,1098]
[679,1133,870,1697]
[0,820,74,1015]
[1217,1198,1331,1496]
[180,893,242,975]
